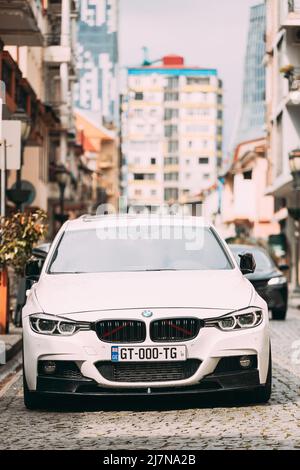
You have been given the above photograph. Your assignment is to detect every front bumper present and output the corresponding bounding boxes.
[34,368,261,397]
[23,306,270,394]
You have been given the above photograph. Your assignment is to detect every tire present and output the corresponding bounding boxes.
[247,351,272,404]
[272,307,287,320]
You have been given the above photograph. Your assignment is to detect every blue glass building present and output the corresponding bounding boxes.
[75,0,119,125]
[235,3,266,144]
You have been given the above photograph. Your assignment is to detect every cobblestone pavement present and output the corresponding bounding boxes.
[0,309,299,450]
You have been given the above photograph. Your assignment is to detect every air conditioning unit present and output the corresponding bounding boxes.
[291,28,300,45]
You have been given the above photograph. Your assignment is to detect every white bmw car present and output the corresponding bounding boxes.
[22,215,271,409]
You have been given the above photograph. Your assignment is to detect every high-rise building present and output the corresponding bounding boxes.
[75,0,119,125]
[121,55,223,210]
[235,3,266,145]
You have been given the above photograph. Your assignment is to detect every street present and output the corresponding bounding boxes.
[0,309,299,450]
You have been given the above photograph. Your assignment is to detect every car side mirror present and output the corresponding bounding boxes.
[278,263,289,272]
[239,252,256,275]
[25,259,43,282]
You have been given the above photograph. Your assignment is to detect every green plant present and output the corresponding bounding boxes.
[0,210,48,275]
[280,64,294,73]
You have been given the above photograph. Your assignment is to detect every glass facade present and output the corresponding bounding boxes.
[74,0,119,125]
[235,3,266,144]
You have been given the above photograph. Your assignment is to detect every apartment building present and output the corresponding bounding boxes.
[265,0,300,280]
[121,55,223,211]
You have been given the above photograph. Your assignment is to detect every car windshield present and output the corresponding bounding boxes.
[48,225,233,273]
[230,246,275,271]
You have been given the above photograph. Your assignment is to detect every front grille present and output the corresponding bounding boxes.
[38,361,83,379]
[150,318,202,342]
[95,320,146,343]
[96,359,201,382]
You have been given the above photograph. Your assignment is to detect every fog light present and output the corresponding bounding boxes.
[239,356,252,369]
[43,361,56,375]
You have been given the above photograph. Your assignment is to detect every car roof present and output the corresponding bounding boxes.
[63,214,212,231]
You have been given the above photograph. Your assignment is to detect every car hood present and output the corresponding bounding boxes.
[33,270,254,317]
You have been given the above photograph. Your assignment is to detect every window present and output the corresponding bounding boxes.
[164,188,179,201]
[166,77,179,89]
[203,173,210,179]
[186,77,210,86]
[164,157,179,165]
[150,189,157,196]
[243,170,252,180]
[185,173,191,179]
[168,140,179,153]
[164,108,179,120]
[199,157,209,164]
[134,157,140,165]
[135,189,142,196]
[134,173,156,181]
[151,158,156,165]
[165,125,178,138]
[135,92,144,100]
[164,92,179,101]
[134,109,143,118]
[164,172,179,181]
[186,159,190,165]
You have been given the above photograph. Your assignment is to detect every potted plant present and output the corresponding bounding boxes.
[0,210,48,333]
[280,64,295,80]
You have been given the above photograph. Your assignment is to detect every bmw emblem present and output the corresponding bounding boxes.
[142,310,153,318]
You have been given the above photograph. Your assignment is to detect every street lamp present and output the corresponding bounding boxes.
[55,165,69,226]
[288,149,300,292]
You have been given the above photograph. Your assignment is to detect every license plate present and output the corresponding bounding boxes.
[111,345,186,362]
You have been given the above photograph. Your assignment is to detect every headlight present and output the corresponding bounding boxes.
[268,276,287,286]
[204,307,263,331]
[29,314,91,336]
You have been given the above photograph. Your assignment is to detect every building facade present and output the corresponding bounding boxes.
[0,1,95,236]
[121,55,223,211]
[234,3,266,145]
[75,0,119,126]
[265,0,300,284]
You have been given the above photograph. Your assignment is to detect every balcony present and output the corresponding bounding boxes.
[289,0,300,14]
[281,0,300,27]
[0,0,47,46]
[44,42,72,64]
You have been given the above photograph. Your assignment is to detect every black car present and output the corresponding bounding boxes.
[229,244,288,320]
